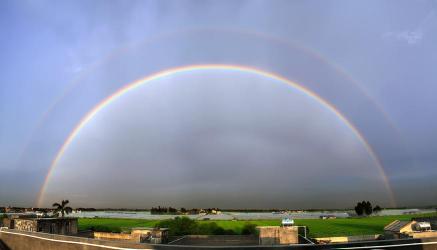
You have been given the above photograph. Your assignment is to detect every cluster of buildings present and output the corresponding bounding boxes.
[0,207,39,213]
[1,211,437,247]
[2,214,78,235]
[1,213,169,244]
[150,206,222,215]
[384,217,437,239]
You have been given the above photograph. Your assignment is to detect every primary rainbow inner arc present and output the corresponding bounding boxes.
[37,64,396,207]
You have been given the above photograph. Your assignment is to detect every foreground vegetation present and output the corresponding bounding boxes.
[78,212,437,238]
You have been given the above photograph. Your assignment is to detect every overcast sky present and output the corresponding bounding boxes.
[1,0,437,209]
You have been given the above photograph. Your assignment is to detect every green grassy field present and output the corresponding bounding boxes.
[78,218,158,233]
[78,213,437,238]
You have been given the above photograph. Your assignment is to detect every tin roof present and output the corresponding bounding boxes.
[384,220,411,232]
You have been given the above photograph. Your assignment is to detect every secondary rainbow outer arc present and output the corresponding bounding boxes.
[21,28,405,171]
[36,64,396,208]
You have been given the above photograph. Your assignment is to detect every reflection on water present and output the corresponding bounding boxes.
[62,208,435,220]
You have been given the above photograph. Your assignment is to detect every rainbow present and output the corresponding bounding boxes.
[36,64,396,207]
[21,28,405,171]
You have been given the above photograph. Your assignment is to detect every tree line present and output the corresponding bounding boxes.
[354,201,382,216]
[150,206,221,215]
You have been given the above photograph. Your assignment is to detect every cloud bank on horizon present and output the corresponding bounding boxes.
[1,0,437,208]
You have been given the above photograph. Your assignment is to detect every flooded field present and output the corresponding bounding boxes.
[62,208,435,220]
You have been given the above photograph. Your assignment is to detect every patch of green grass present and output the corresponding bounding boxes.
[199,220,280,234]
[78,212,437,238]
[199,217,415,237]
[78,218,159,233]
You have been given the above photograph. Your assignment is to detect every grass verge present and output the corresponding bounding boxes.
[78,212,437,238]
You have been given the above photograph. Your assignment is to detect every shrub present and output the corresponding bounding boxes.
[155,216,198,236]
[89,225,118,233]
[241,223,257,235]
[155,217,235,236]
[373,205,382,213]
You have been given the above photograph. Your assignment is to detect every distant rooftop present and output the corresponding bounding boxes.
[14,217,77,221]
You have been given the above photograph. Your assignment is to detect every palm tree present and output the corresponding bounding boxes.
[52,200,73,217]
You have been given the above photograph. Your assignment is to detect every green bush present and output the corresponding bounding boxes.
[89,225,119,233]
[196,222,236,235]
[241,223,257,235]
[155,216,198,236]
[155,217,237,236]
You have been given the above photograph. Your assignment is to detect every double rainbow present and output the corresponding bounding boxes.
[37,64,396,207]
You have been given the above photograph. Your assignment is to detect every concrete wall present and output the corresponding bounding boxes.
[0,229,151,250]
[314,235,379,243]
[93,229,168,244]
[409,231,437,239]
[14,220,37,232]
[258,226,298,245]
[94,232,134,241]
[2,228,437,250]
[400,221,415,234]
[168,235,258,246]
[11,218,78,235]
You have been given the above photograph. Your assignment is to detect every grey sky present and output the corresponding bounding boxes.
[1,0,437,208]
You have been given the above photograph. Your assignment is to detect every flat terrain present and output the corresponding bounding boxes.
[78,212,437,238]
